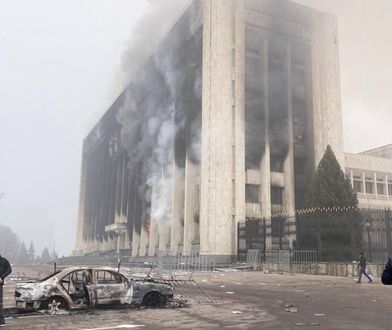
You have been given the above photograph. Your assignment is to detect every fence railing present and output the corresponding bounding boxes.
[157,251,215,275]
[238,208,392,263]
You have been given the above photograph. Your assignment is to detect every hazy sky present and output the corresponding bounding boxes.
[0,0,391,256]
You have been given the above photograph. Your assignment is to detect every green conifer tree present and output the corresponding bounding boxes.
[304,145,358,209]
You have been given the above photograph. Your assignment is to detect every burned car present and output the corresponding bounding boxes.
[14,267,173,311]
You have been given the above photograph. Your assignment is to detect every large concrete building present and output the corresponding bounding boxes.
[74,0,392,258]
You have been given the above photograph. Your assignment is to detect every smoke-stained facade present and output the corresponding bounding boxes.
[75,0,349,257]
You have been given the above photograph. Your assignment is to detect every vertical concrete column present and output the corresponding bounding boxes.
[200,0,237,256]
[131,180,140,257]
[284,43,296,247]
[260,38,272,249]
[374,173,378,197]
[139,223,149,257]
[233,0,246,255]
[157,171,171,252]
[183,159,199,253]
[310,12,344,168]
[170,165,185,254]
[148,184,159,256]
[75,151,87,253]
[385,174,389,198]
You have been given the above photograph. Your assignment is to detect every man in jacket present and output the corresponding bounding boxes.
[356,252,373,283]
[0,254,12,327]
[381,256,392,285]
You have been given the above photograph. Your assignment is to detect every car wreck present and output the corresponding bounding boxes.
[14,267,173,312]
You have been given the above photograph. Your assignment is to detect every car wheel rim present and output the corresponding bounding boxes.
[147,292,161,307]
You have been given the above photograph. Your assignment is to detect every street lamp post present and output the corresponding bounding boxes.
[366,222,372,262]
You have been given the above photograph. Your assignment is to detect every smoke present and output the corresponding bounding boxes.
[119,0,192,87]
[117,0,202,234]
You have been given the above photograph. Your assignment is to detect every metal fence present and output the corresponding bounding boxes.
[157,251,215,275]
[238,208,392,263]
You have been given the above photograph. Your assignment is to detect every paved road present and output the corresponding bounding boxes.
[3,271,392,329]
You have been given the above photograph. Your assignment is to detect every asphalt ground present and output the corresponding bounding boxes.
[3,271,392,329]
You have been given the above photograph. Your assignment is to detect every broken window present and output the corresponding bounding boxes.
[270,154,284,173]
[246,184,260,203]
[271,186,283,205]
[96,271,123,285]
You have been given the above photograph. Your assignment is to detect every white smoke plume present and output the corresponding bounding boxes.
[119,0,192,87]
[117,0,202,234]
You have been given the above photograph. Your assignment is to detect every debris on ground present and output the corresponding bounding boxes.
[226,292,235,295]
[314,314,325,316]
[232,311,243,314]
[284,304,298,313]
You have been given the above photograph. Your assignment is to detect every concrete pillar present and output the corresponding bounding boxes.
[75,151,87,252]
[131,180,141,257]
[170,165,185,254]
[233,0,246,255]
[200,0,239,256]
[183,160,199,253]
[149,184,159,256]
[284,43,296,247]
[386,174,389,198]
[260,38,272,249]
[374,173,378,197]
[139,223,149,257]
[157,171,171,252]
[310,12,344,168]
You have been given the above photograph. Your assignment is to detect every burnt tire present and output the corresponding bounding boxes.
[142,291,165,308]
[44,296,69,313]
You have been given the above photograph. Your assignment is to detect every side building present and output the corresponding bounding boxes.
[74,0,390,258]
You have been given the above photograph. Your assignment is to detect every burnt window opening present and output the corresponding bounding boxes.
[294,157,306,175]
[246,184,260,203]
[245,37,265,170]
[271,186,283,205]
[270,154,284,173]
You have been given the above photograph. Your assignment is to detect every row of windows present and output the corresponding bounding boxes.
[246,184,283,205]
[353,180,392,196]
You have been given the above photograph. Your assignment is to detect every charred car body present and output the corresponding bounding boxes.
[14,267,173,311]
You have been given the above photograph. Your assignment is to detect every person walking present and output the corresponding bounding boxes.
[0,254,12,327]
[356,252,373,283]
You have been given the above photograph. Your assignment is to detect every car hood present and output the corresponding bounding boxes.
[16,280,57,301]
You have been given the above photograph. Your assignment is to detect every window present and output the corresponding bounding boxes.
[353,181,362,193]
[246,184,259,203]
[96,271,123,284]
[270,155,284,173]
[365,182,374,194]
[377,183,386,195]
[271,186,283,205]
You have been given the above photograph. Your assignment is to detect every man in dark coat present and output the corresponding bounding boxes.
[381,256,392,285]
[356,252,372,283]
[0,255,12,327]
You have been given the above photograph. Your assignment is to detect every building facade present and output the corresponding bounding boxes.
[74,0,392,258]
